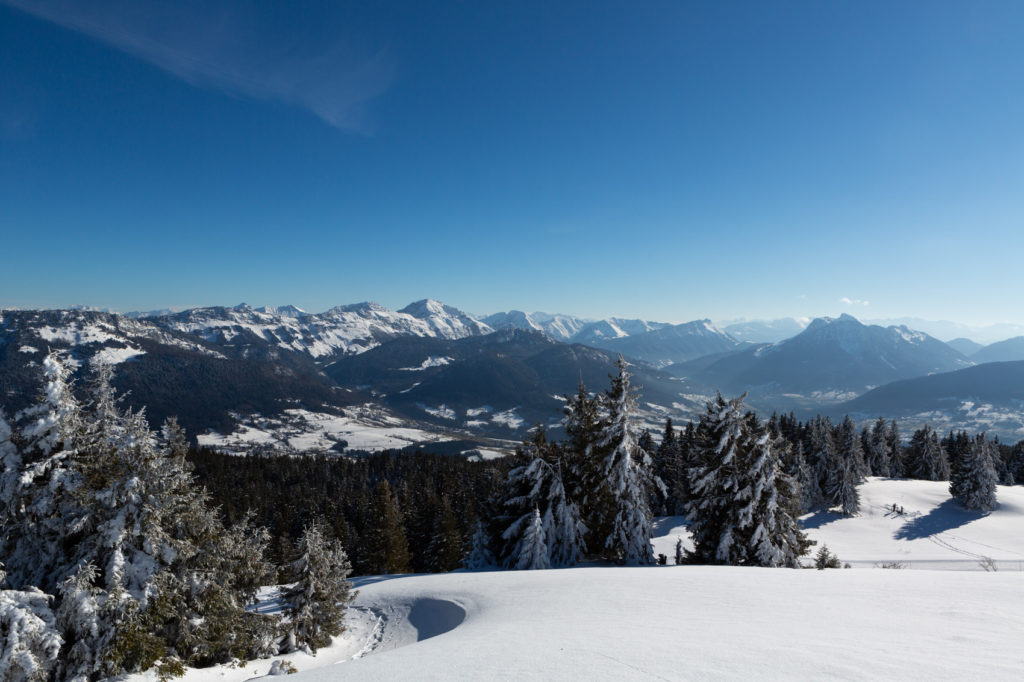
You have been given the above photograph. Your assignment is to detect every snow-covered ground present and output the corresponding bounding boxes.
[196,407,452,455]
[135,479,1024,681]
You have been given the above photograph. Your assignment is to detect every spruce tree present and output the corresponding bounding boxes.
[426,496,466,572]
[363,481,412,574]
[283,522,355,654]
[866,417,892,477]
[504,508,549,570]
[825,417,863,516]
[595,357,661,565]
[949,435,999,512]
[907,426,949,480]
[499,428,585,569]
[685,394,808,566]
[561,380,610,556]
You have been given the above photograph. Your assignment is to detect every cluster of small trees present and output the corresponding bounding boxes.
[0,353,353,680]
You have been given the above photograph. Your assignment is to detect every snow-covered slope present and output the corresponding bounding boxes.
[589,319,743,367]
[655,479,1024,571]
[152,300,492,360]
[144,478,1024,682]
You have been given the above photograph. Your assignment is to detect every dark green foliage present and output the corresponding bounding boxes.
[814,545,842,569]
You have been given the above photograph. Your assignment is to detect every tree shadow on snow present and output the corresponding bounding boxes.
[894,498,988,541]
[800,509,845,530]
[651,516,688,536]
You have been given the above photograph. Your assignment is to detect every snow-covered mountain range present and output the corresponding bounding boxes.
[5,302,1024,447]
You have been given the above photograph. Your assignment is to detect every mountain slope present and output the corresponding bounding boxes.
[324,329,698,437]
[150,299,492,361]
[587,319,742,366]
[668,314,972,401]
[839,360,1024,437]
[0,309,353,436]
[971,336,1024,363]
[722,317,808,343]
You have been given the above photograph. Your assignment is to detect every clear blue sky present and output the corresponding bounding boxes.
[2,0,1023,324]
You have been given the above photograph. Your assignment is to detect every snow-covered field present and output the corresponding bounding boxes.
[196,407,452,454]
[136,479,1024,681]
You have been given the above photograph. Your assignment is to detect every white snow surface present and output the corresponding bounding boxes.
[196,407,450,454]
[147,478,1024,682]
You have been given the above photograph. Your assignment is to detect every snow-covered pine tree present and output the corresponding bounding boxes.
[866,417,892,477]
[3,351,88,594]
[805,416,835,511]
[463,520,496,570]
[685,394,809,567]
[499,428,585,569]
[0,576,63,682]
[685,393,752,564]
[595,357,662,565]
[504,508,549,570]
[949,435,999,512]
[825,417,863,516]
[735,431,811,567]
[283,522,355,654]
[906,425,949,480]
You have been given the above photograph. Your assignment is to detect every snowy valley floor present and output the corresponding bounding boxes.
[135,480,1024,681]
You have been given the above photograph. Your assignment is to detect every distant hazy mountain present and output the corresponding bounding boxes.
[865,318,1024,345]
[946,337,983,356]
[668,314,972,401]
[583,319,742,367]
[971,336,1024,364]
[721,318,809,343]
[570,318,669,346]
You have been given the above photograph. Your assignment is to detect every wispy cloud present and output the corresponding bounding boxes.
[3,0,395,132]
[840,297,870,306]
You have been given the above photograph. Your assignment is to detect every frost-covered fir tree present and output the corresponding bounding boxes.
[504,508,550,570]
[2,356,279,677]
[685,394,809,566]
[499,428,585,569]
[2,352,86,593]
[595,357,662,565]
[463,520,496,570]
[0,571,63,682]
[283,522,355,654]
[685,394,751,564]
[949,435,999,512]
[906,425,949,481]
[736,432,811,567]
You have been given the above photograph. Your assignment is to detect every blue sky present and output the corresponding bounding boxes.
[2,0,1023,324]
